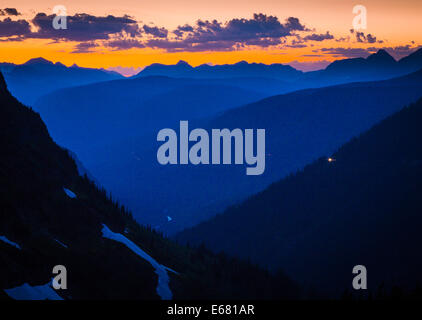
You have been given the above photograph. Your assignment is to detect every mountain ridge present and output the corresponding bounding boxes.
[176,97,422,296]
[51,67,422,234]
[0,71,298,300]
[0,58,123,105]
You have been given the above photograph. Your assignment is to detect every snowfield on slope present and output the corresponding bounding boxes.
[54,239,68,248]
[63,187,77,199]
[0,235,21,250]
[101,224,177,300]
[4,281,63,300]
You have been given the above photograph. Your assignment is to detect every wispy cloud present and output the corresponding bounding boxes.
[318,47,374,58]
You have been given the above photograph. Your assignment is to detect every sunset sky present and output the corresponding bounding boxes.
[1,0,421,74]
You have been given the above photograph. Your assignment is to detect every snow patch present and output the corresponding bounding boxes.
[54,239,68,248]
[0,235,21,250]
[167,216,172,222]
[63,188,76,199]
[4,281,63,300]
[101,224,176,300]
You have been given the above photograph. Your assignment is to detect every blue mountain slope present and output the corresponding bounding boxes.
[1,58,123,105]
[76,69,422,234]
[136,49,422,90]
[34,76,266,162]
[0,71,298,300]
[176,97,422,297]
[136,60,303,81]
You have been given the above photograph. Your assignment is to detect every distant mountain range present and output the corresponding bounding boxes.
[4,48,422,107]
[136,48,422,86]
[176,97,422,297]
[0,71,298,300]
[136,59,303,80]
[0,58,122,105]
[302,48,422,85]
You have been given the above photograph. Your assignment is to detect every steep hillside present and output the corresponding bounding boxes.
[0,72,298,300]
[176,97,422,296]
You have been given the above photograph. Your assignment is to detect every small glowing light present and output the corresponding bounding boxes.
[327,157,336,162]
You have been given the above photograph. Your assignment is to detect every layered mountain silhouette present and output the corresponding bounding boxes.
[136,49,422,87]
[67,68,422,234]
[300,49,422,86]
[176,97,422,297]
[3,45,422,299]
[136,60,303,81]
[5,49,422,109]
[12,50,422,236]
[34,76,266,162]
[0,58,122,106]
[0,72,298,300]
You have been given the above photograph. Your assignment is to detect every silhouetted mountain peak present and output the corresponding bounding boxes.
[398,47,422,70]
[54,61,66,67]
[176,60,191,67]
[367,49,396,63]
[408,47,422,58]
[23,57,54,66]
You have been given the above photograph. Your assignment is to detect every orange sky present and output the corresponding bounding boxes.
[0,0,421,73]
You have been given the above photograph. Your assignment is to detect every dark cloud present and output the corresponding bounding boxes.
[147,13,307,52]
[243,37,284,47]
[336,36,350,42]
[303,31,334,41]
[0,36,25,42]
[355,31,366,42]
[0,17,30,37]
[31,13,141,41]
[143,25,168,38]
[284,17,307,31]
[106,38,145,50]
[301,54,324,57]
[350,29,380,44]
[173,24,194,37]
[366,34,378,43]
[317,44,421,59]
[1,11,352,54]
[285,43,307,48]
[72,41,99,53]
[318,47,374,58]
[0,8,21,16]
[146,38,241,52]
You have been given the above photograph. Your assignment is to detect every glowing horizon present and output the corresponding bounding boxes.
[1,0,421,74]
